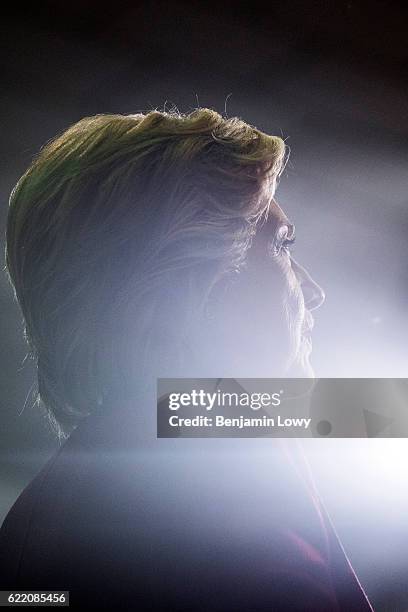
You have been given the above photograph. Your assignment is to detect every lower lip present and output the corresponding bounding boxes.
[302,335,312,352]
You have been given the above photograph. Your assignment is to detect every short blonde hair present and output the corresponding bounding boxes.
[6,108,286,436]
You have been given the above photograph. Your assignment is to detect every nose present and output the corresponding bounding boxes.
[290,258,325,311]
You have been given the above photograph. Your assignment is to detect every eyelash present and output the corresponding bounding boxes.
[281,237,296,253]
[267,235,296,258]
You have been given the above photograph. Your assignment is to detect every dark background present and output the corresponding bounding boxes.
[1,2,407,609]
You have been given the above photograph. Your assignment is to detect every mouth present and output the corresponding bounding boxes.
[301,333,312,351]
[300,312,314,354]
[301,311,314,338]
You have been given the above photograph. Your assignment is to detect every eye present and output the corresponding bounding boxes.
[268,225,296,257]
[281,236,296,253]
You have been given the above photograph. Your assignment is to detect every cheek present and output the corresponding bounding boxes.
[272,256,305,358]
[283,262,305,336]
[189,250,308,377]
[211,256,303,373]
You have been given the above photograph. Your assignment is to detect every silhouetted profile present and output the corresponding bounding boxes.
[0,109,372,610]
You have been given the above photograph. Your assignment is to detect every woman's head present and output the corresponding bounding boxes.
[5,108,322,436]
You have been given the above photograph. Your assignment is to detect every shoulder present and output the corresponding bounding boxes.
[0,415,373,610]
[0,413,134,602]
[0,452,59,587]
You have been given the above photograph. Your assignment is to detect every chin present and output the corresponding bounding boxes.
[286,337,315,378]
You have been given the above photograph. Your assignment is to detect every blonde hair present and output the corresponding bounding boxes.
[5,108,286,436]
